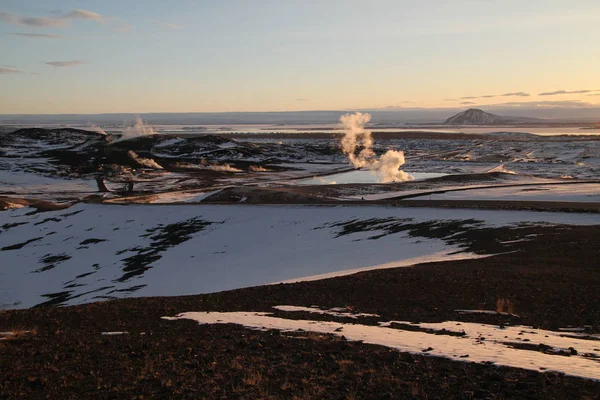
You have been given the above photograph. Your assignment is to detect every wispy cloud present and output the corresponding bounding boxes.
[380,102,419,110]
[9,32,63,39]
[539,89,592,96]
[0,66,22,74]
[0,9,126,30]
[0,11,67,28]
[460,101,477,105]
[586,93,600,97]
[157,22,183,29]
[296,98,308,101]
[501,92,530,97]
[64,9,106,23]
[459,92,530,100]
[45,60,84,68]
[491,100,594,108]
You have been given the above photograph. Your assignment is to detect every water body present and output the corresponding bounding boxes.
[297,170,446,185]
[156,125,600,137]
[10,124,599,136]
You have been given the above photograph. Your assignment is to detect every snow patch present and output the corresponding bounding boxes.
[455,309,520,317]
[273,305,379,319]
[164,311,600,381]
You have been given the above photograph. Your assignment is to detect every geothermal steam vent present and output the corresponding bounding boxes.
[340,112,412,183]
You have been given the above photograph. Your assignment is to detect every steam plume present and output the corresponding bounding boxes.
[128,151,163,169]
[115,116,157,142]
[249,165,270,172]
[172,162,243,172]
[207,164,242,172]
[339,112,412,183]
[88,124,107,135]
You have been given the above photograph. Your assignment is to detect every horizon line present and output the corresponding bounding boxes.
[3,105,600,117]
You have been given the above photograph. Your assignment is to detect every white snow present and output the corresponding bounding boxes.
[409,183,600,203]
[147,190,222,204]
[152,138,185,148]
[164,310,600,381]
[337,180,564,202]
[454,309,520,317]
[273,305,379,319]
[3,204,600,309]
[498,238,531,244]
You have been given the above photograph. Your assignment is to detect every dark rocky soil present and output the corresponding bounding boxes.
[1,225,600,399]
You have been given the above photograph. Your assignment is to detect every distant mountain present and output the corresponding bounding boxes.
[444,109,542,125]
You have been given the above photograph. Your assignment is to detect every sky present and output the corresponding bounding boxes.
[1,0,599,114]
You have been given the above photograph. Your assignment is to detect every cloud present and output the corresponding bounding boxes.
[157,22,183,29]
[65,9,106,23]
[459,92,531,100]
[0,9,125,30]
[45,60,84,67]
[586,93,600,97]
[380,102,419,109]
[539,89,592,96]
[490,100,594,108]
[0,66,22,74]
[296,98,308,101]
[9,32,63,39]
[0,11,68,28]
[460,101,477,105]
[502,92,530,97]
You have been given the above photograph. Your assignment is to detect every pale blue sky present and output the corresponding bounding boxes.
[1,0,599,113]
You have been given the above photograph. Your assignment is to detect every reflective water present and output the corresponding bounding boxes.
[297,170,447,185]
[155,125,600,136]
[19,123,599,136]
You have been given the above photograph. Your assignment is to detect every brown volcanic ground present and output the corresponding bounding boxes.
[1,224,600,399]
[3,127,600,398]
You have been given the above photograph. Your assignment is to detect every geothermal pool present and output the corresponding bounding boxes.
[297,170,447,185]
